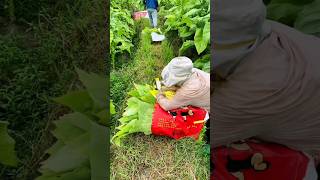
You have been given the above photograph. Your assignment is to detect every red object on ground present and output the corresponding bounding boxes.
[133,11,148,20]
[151,103,207,140]
[211,141,310,180]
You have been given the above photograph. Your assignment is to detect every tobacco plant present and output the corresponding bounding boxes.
[36,68,110,180]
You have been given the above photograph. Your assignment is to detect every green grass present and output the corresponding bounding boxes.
[0,34,70,179]
[110,27,174,127]
[111,135,209,180]
[110,28,209,179]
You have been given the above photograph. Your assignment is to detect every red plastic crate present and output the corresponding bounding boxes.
[133,11,148,20]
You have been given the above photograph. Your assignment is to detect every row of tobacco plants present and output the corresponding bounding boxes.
[159,0,210,73]
[265,0,320,37]
[110,0,144,69]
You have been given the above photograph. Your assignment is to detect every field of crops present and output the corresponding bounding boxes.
[109,0,211,179]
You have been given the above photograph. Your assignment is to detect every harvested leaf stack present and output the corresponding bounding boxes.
[112,83,207,146]
[112,84,156,146]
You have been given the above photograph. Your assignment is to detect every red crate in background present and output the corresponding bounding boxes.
[133,11,148,20]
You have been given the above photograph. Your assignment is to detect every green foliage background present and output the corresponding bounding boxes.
[265,0,320,37]
[159,0,211,72]
[35,69,108,180]
[0,0,107,179]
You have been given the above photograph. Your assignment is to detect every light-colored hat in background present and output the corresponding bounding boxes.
[161,56,194,87]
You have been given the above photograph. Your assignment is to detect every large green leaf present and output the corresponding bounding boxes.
[270,0,314,5]
[110,100,116,115]
[76,68,107,109]
[136,101,153,135]
[127,88,139,97]
[203,21,210,41]
[194,21,210,54]
[57,113,92,132]
[35,175,60,180]
[112,84,154,146]
[181,16,195,28]
[267,3,302,26]
[294,0,320,35]
[122,97,140,116]
[95,109,108,126]
[36,166,91,180]
[40,133,90,173]
[59,166,91,180]
[38,68,110,179]
[0,121,18,166]
[194,54,210,69]
[117,41,133,54]
[184,8,202,17]
[178,26,194,38]
[38,112,105,178]
[164,15,178,31]
[133,84,156,104]
[179,40,195,55]
[89,122,109,180]
[52,118,86,144]
[45,141,65,156]
[202,61,210,73]
[53,90,93,113]
[118,114,138,124]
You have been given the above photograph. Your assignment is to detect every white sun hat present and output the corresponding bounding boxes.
[213,0,271,78]
[161,56,194,87]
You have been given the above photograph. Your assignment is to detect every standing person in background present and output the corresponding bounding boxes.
[143,0,159,28]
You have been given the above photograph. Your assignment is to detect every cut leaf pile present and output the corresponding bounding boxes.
[112,84,156,146]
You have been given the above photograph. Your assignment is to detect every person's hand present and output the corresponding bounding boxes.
[156,90,165,101]
[158,89,164,96]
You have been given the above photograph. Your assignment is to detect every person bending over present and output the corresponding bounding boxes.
[157,56,210,112]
